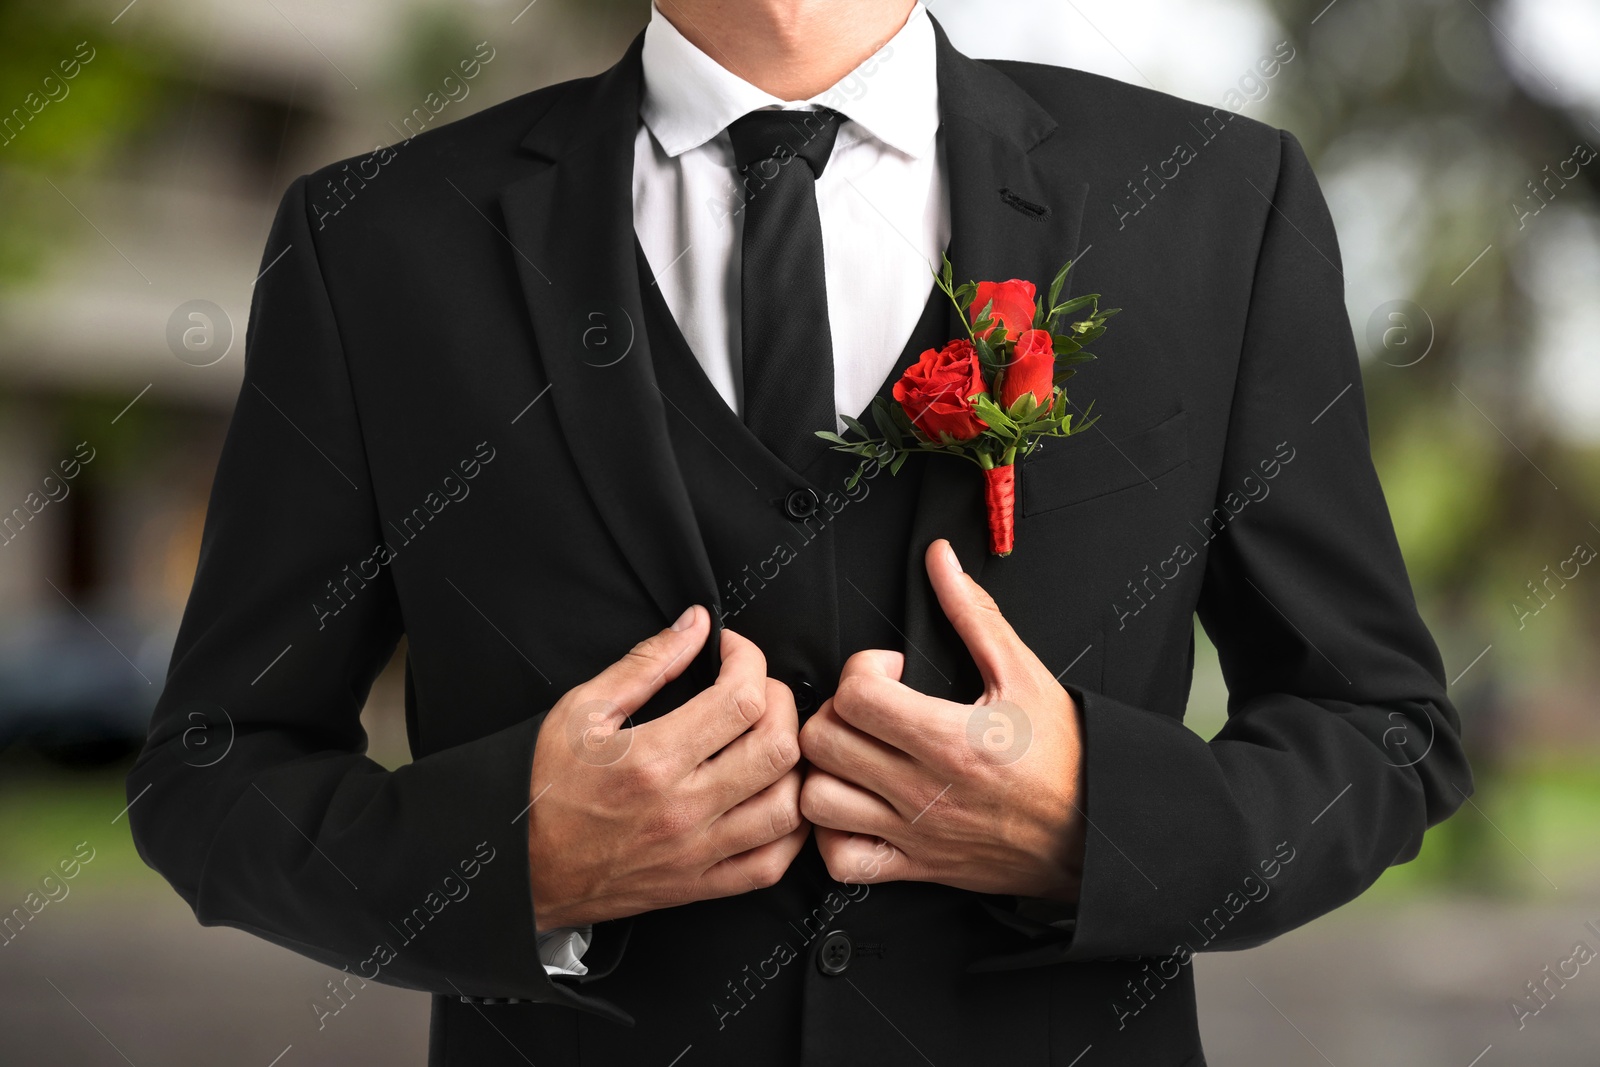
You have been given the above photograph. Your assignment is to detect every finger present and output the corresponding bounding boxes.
[574,605,711,725]
[696,820,811,899]
[695,678,800,811]
[814,826,912,887]
[705,767,803,856]
[644,628,770,769]
[925,538,1035,689]
[831,666,953,764]
[799,768,901,838]
[839,647,905,684]
[798,706,920,807]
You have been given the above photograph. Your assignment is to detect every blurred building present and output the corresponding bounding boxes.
[0,0,644,762]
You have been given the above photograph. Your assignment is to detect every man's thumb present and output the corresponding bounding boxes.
[582,604,711,720]
[925,539,1023,687]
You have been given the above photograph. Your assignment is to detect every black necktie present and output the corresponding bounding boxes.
[725,108,843,473]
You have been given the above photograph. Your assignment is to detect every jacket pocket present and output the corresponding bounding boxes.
[1020,406,1189,516]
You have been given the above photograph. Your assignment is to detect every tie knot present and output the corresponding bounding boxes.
[726,108,842,179]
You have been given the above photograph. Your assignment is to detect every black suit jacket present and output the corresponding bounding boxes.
[128,18,1471,1066]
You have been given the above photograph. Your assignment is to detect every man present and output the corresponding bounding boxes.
[127,1,1472,1064]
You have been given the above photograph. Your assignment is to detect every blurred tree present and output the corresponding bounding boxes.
[388,4,482,103]
[0,3,168,281]
[1259,0,1600,892]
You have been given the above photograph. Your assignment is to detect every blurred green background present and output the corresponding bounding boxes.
[1,0,1596,1063]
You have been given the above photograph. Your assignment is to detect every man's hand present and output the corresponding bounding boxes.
[799,539,1086,901]
[528,606,808,931]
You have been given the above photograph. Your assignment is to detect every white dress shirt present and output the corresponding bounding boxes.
[633,1,947,424]
[537,1,948,977]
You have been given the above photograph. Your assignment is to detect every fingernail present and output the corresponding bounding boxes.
[672,605,697,631]
[946,542,963,573]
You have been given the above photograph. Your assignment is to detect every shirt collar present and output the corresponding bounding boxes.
[639,2,939,160]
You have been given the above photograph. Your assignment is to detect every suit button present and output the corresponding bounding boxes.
[793,679,818,714]
[817,930,854,976]
[782,487,820,521]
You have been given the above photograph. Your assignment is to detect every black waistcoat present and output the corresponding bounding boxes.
[561,248,1072,1067]
[639,240,949,708]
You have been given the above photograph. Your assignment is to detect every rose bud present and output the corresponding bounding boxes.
[893,339,990,442]
[969,279,1038,341]
[1001,329,1055,411]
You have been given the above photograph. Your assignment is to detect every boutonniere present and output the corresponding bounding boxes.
[816,255,1118,556]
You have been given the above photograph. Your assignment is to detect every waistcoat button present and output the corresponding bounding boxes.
[782,487,820,521]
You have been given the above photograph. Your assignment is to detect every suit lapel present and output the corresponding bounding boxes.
[899,20,1090,699]
[500,33,719,638]
[494,22,1085,695]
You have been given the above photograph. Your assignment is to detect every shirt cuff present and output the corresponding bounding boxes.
[536,925,593,976]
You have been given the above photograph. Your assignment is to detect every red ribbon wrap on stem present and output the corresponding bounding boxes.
[982,463,1016,557]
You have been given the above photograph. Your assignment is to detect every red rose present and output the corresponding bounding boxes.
[1001,329,1055,410]
[893,339,989,442]
[969,279,1038,341]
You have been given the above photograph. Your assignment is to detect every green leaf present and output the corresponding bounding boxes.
[871,401,904,446]
[1049,294,1097,320]
[973,335,1001,371]
[1007,392,1039,420]
[1047,259,1072,310]
[814,430,849,444]
[972,395,1017,435]
[890,451,908,475]
[841,414,871,440]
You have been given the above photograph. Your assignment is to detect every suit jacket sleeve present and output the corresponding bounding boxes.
[989,130,1473,967]
[125,175,627,1023]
